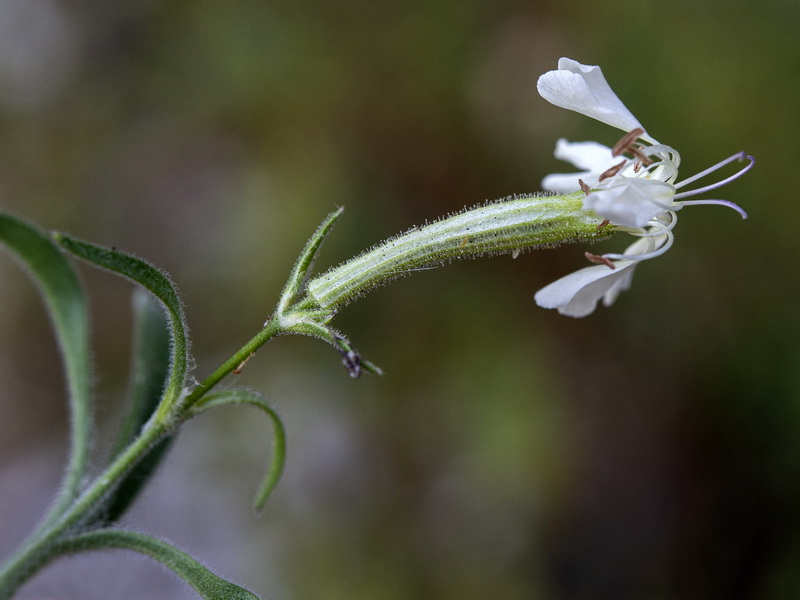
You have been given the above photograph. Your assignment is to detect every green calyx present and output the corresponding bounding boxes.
[304,192,612,311]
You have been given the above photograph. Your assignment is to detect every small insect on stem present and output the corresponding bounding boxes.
[333,332,363,378]
[341,350,362,379]
[585,252,616,269]
[460,236,472,248]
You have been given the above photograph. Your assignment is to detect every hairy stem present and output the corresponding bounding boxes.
[0,421,166,599]
[180,318,283,411]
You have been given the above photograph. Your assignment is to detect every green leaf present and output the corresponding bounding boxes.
[111,289,172,456]
[0,213,92,520]
[189,390,286,511]
[51,529,260,600]
[276,207,343,314]
[99,290,174,524]
[103,436,174,527]
[55,233,189,419]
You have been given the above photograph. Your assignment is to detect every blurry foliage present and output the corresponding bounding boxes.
[1,0,799,598]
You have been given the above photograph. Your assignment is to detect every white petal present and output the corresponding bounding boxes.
[583,178,673,228]
[534,260,639,317]
[553,139,613,171]
[541,139,611,191]
[542,171,593,192]
[541,140,640,192]
[537,58,657,143]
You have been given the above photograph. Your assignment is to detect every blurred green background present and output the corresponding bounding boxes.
[1,0,798,598]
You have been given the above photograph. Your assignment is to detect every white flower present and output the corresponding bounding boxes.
[534,58,753,317]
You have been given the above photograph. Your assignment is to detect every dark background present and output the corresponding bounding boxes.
[1,0,798,598]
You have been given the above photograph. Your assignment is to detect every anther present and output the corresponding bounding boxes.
[631,147,653,166]
[598,161,627,181]
[579,179,591,195]
[612,128,645,157]
[596,219,610,230]
[585,252,616,269]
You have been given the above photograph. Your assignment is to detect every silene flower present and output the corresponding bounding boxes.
[533,57,754,317]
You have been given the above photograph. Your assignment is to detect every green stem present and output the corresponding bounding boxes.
[0,421,167,599]
[0,320,284,598]
[179,318,283,412]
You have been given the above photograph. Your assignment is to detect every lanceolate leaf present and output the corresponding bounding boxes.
[0,213,92,520]
[51,530,260,600]
[100,290,174,524]
[55,233,189,418]
[276,207,343,313]
[189,390,286,511]
[111,289,172,456]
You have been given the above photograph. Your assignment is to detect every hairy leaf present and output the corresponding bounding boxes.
[0,213,92,518]
[52,530,260,600]
[276,207,343,313]
[56,233,189,418]
[100,290,174,524]
[190,390,286,511]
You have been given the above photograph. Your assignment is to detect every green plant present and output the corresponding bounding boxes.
[0,58,751,598]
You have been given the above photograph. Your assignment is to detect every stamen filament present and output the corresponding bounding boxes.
[676,199,748,219]
[674,152,755,193]
[631,211,679,236]
[603,230,674,262]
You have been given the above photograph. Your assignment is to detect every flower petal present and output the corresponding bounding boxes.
[553,138,614,171]
[537,58,657,143]
[534,260,638,317]
[541,139,639,192]
[583,178,673,228]
[542,171,594,192]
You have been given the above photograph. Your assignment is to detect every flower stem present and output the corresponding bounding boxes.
[179,318,283,411]
[0,420,166,599]
[0,320,285,599]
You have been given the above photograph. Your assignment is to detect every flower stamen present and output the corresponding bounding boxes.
[612,128,645,156]
[631,147,654,166]
[676,198,749,219]
[598,160,627,181]
[602,228,675,262]
[585,252,616,269]
[611,128,654,166]
[673,152,755,196]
